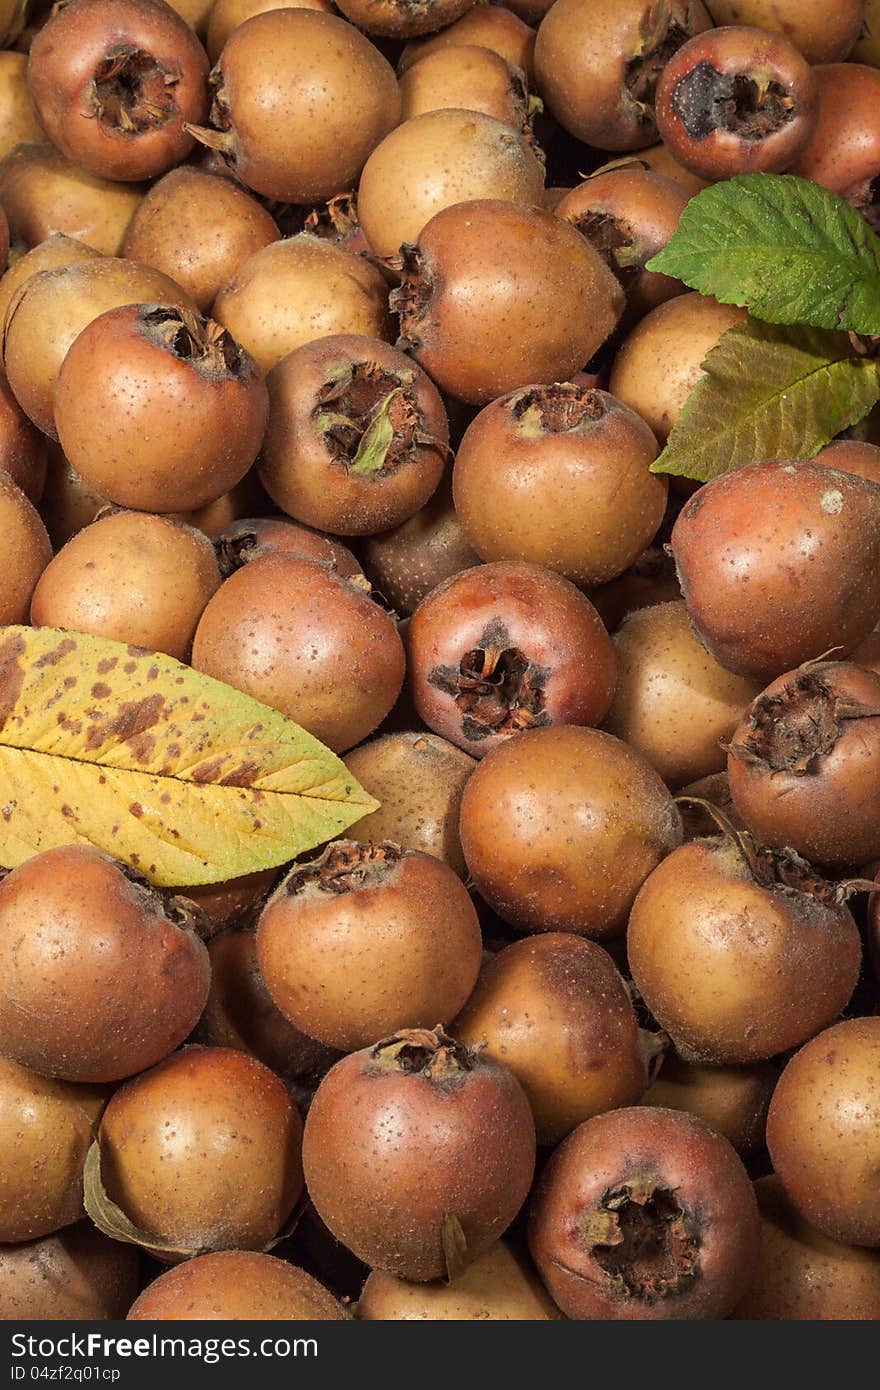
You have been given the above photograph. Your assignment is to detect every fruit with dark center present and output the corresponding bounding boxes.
[454,934,651,1144]
[393,202,624,405]
[206,0,334,62]
[534,0,713,150]
[257,841,483,1050]
[705,0,865,63]
[357,112,544,259]
[398,47,533,136]
[604,601,762,788]
[670,460,880,680]
[128,1251,345,1319]
[789,64,880,230]
[408,562,617,757]
[459,725,682,938]
[452,384,665,585]
[0,374,47,504]
[343,731,474,877]
[334,0,475,37]
[214,516,362,580]
[93,1046,304,1257]
[54,303,268,513]
[398,6,536,80]
[0,143,145,255]
[766,1017,880,1247]
[213,235,391,376]
[27,0,209,181]
[0,845,210,1083]
[627,827,862,1063]
[30,511,221,659]
[654,26,819,180]
[0,1223,140,1321]
[191,554,405,751]
[0,52,43,163]
[123,167,279,311]
[528,1106,760,1318]
[357,1242,560,1320]
[361,473,480,616]
[0,474,52,622]
[302,1027,536,1281]
[186,11,401,203]
[259,334,448,536]
[641,1054,777,1154]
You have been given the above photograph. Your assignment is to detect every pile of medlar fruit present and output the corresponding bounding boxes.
[0,0,878,1327]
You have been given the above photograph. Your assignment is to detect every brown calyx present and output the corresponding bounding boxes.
[370,1026,477,1082]
[845,175,880,235]
[429,620,550,742]
[624,1,697,115]
[671,62,795,142]
[512,383,606,435]
[119,860,211,936]
[285,840,404,896]
[138,305,245,377]
[389,244,432,347]
[214,528,261,578]
[729,669,880,775]
[314,361,423,477]
[581,1179,700,1301]
[87,46,180,134]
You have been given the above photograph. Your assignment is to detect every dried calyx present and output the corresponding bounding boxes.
[369,1026,478,1082]
[624,1,697,119]
[138,305,245,376]
[390,244,432,345]
[671,63,794,141]
[580,1178,700,1300]
[285,840,404,896]
[87,46,180,134]
[844,174,880,234]
[314,362,426,476]
[119,860,210,936]
[729,667,880,775]
[429,619,551,741]
[511,383,606,435]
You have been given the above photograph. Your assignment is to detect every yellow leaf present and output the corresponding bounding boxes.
[0,626,378,887]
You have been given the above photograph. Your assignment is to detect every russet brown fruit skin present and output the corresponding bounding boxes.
[604,601,762,788]
[128,1250,345,1320]
[0,473,52,623]
[459,725,683,939]
[452,385,666,586]
[2,256,196,438]
[343,731,475,877]
[175,868,277,935]
[0,847,211,1084]
[206,0,334,62]
[0,144,145,256]
[361,473,480,617]
[191,554,405,752]
[0,1058,107,1243]
[123,167,279,312]
[257,843,482,1051]
[302,1030,536,1281]
[671,460,880,681]
[534,0,713,151]
[30,511,221,660]
[393,201,624,405]
[790,64,880,226]
[398,7,536,81]
[54,304,268,513]
[854,0,880,64]
[214,516,362,580]
[195,11,401,203]
[595,144,711,198]
[627,836,862,1064]
[399,46,532,133]
[335,0,475,37]
[528,1106,760,1319]
[408,562,618,758]
[259,334,448,536]
[0,233,103,337]
[39,447,110,550]
[642,1054,777,1154]
[0,1223,140,1320]
[0,373,47,504]
[357,111,544,260]
[213,235,392,376]
[454,934,650,1145]
[654,27,819,181]
[357,1241,561,1320]
[0,53,44,163]
[705,0,865,63]
[98,1046,304,1255]
[727,661,880,867]
[766,1018,880,1247]
[609,292,747,442]
[732,1175,880,1320]
[814,439,880,483]
[27,0,209,182]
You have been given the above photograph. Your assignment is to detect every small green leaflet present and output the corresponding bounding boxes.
[651,320,880,482]
[647,175,880,336]
[349,389,403,475]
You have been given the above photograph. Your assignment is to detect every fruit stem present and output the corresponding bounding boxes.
[183,123,234,155]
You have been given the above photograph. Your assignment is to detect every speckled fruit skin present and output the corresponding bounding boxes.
[302,1031,536,1281]
[642,1054,777,1155]
[453,386,665,586]
[671,459,880,681]
[214,516,362,580]
[529,1106,760,1319]
[704,0,865,64]
[357,1241,561,1320]
[0,143,144,257]
[361,474,480,617]
[97,1046,304,1256]
[335,0,474,37]
[191,554,405,752]
[627,837,861,1064]
[408,562,618,758]
[0,1223,140,1321]
[128,1251,345,1320]
[398,7,536,80]
[459,725,682,939]
[0,373,47,504]
[27,0,209,181]
[0,473,51,623]
[0,846,210,1084]
[393,200,625,406]
[256,843,483,1051]
[790,64,880,223]
[398,45,531,131]
[733,1175,880,1320]
[766,1018,880,1247]
[454,934,649,1144]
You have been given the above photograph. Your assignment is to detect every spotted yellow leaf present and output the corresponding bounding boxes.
[0,626,378,887]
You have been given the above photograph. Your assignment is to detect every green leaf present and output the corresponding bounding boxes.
[652,320,880,482]
[0,626,378,887]
[647,174,880,334]
[348,389,403,476]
